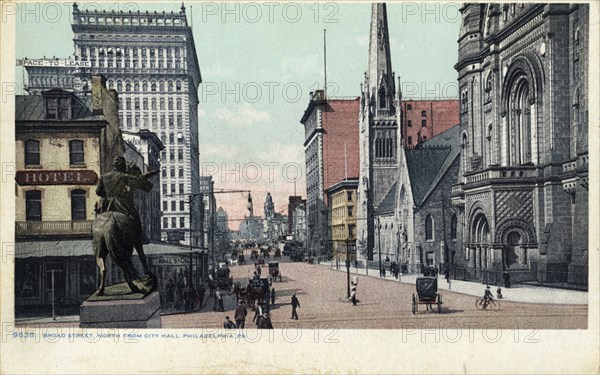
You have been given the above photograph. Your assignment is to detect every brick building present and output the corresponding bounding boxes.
[451,4,589,286]
[301,91,360,259]
[400,100,459,148]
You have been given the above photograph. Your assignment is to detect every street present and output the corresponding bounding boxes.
[162,261,587,329]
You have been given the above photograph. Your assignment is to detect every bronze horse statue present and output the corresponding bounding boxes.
[92,161,157,296]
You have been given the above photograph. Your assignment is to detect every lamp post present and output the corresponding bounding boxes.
[377,216,382,277]
[346,239,351,298]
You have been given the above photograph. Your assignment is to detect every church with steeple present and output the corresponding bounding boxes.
[357,3,401,260]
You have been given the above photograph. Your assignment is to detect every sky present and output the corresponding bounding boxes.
[15,1,460,229]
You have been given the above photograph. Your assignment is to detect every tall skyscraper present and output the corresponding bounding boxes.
[70,3,202,245]
[357,3,401,260]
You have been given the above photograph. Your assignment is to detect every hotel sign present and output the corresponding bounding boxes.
[15,170,98,186]
[16,59,91,68]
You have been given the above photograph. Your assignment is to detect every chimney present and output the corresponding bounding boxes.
[91,75,106,115]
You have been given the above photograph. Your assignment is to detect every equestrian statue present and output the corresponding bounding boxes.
[92,155,159,296]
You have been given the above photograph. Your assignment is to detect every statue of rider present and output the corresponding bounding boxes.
[95,156,158,271]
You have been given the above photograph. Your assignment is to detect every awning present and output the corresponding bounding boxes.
[15,241,205,258]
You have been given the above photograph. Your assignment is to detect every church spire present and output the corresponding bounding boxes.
[366,3,395,115]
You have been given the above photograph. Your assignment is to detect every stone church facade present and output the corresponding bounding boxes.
[452,4,589,285]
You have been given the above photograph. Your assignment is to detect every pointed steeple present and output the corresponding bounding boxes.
[366,3,395,115]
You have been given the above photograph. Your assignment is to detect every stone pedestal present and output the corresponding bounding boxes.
[80,290,161,328]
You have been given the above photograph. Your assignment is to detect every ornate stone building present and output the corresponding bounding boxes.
[357,3,401,261]
[451,4,589,285]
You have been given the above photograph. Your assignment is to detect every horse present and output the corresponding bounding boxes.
[92,211,154,296]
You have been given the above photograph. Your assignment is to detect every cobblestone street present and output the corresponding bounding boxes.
[162,261,587,329]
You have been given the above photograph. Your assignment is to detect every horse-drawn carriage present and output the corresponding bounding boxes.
[411,277,443,314]
[216,267,233,292]
[240,277,271,310]
[268,262,282,282]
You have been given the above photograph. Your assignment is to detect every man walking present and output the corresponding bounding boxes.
[291,293,300,320]
[234,300,248,328]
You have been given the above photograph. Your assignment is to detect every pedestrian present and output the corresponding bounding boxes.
[217,289,225,312]
[234,300,247,328]
[208,278,215,298]
[198,283,206,309]
[223,316,235,329]
[253,301,265,327]
[271,287,276,306]
[291,293,300,320]
[183,286,192,312]
[497,287,503,299]
[259,312,273,329]
[166,279,175,309]
[503,270,511,288]
[350,277,358,306]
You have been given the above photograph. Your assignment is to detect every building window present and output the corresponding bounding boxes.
[168,99,173,110]
[425,215,434,241]
[163,201,167,211]
[348,224,355,238]
[170,183,175,194]
[69,140,84,164]
[421,110,427,117]
[162,169,167,178]
[25,140,40,165]
[421,119,427,127]
[169,115,174,128]
[162,184,167,194]
[348,206,353,217]
[407,104,412,110]
[178,149,184,161]
[170,168,175,178]
[126,98,131,110]
[143,98,148,110]
[171,217,177,228]
[450,214,458,240]
[179,183,184,194]
[176,81,182,91]
[134,98,140,110]
[151,98,157,110]
[25,190,42,221]
[180,200,185,211]
[160,98,165,110]
[180,217,185,228]
[407,120,412,127]
[347,191,352,201]
[46,97,70,120]
[171,201,176,211]
[179,167,184,178]
[71,189,86,220]
[170,151,174,161]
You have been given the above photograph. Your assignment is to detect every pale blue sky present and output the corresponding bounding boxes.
[15,2,460,224]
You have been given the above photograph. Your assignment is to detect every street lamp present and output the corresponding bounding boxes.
[345,239,352,298]
[376,216,382,277]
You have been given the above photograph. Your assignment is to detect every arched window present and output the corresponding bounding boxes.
[425,215,434,241]
[125,81,131,92]
[151,81,157,92]
[168,81,173,92]
[134,81,139,92]
[25,140,40,165]
[378,87,386,109]
[25,190,42,221]
[71,189,87,220]
[142,81,148,92]
[512,78,532,165]
[450,214,458,240]
[69,140,84,164]
[116,80,122,92]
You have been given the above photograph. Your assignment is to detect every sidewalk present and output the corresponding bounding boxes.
[321,261,588,305]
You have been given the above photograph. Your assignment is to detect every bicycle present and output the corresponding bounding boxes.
[475,297,500,311]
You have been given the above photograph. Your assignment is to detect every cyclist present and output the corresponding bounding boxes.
[482,285,494,309]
